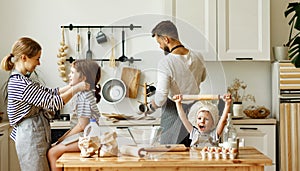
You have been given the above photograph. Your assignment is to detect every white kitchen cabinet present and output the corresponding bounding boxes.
[171,0,270,61]
[0,124,9,171]
[218,0,270,61]
[174,0,217,61]
[233,123,276,171]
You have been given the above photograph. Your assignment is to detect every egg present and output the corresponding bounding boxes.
[201,146,208,152]
[209,147,216,152]
[230,148,238,154]
[216,147,222,153]
[222,147,229,153]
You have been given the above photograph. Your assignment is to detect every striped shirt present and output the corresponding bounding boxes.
[70,91,101,128]
[7,71,64,140]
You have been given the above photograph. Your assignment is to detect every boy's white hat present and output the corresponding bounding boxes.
[188,101,219,130]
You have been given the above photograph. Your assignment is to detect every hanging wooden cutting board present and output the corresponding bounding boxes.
[121,67,141,98]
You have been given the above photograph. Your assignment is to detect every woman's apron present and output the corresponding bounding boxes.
[15,106,51,171]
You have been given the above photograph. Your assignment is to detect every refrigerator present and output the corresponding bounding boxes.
[272,61,300,171]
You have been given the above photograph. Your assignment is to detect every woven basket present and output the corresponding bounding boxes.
[243,106,270,119]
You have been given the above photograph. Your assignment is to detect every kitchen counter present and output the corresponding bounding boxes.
[232,118,276,125]
[56,146,272,171]
[50,118,161,129]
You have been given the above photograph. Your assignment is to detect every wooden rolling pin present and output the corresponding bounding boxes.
[143,144,188,152]
[120,145,148,157]
[120,144,188,157]
[173,94,221,101]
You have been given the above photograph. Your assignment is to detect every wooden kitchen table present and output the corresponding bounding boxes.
[56,146,272,171]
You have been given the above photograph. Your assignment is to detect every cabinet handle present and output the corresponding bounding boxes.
[235,57,253,60]
[239,127,257,130]
[116,127,128,129]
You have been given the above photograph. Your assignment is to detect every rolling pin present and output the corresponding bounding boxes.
[120,144,188,157]
[120,145,148,157]
[143,144,188,152]
[173,94,221,101]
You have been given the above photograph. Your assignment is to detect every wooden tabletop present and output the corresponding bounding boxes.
[57,146,272,170]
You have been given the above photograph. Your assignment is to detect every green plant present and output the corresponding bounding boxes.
[284,2,300,67]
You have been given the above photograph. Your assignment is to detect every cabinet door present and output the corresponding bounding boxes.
[234,125,275,171]
[9,127,21,171]
[0,128,9,171]
[218,0,270,61]
[174,0,217,61]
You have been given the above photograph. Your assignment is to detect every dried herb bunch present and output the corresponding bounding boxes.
[227,78,256,103]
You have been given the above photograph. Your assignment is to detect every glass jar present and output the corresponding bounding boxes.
[222,113,237,148]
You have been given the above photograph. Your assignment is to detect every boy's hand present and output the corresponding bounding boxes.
[173,94,183,103]
[223,94,232,104]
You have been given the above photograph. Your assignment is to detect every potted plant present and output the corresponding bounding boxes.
[227,78,256,117]
[284,2,300,67]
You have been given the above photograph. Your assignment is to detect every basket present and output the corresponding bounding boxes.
[243,106,270,119]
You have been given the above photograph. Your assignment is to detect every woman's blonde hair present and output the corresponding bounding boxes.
[1,37,41,71]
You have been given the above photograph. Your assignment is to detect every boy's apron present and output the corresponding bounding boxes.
[15,106,51,171]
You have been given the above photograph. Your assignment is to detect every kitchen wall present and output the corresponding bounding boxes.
[0,0,291,120]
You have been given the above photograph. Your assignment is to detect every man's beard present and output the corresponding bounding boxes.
[163,46,171,55]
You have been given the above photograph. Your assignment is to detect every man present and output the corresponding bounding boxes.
[150,20,207,147]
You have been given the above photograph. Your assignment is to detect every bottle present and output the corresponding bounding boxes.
[222,113,237,148]
[84,118,101,138]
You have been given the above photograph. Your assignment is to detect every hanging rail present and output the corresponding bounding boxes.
[61,24,142,31]
[62,23,142,64]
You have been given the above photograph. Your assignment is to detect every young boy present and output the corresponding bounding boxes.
[173,94,231,147]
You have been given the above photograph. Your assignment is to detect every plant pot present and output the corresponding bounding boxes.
[232,102,243,117]
[273,46,288,61]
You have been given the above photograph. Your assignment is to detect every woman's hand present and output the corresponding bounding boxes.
[73,81,90,92]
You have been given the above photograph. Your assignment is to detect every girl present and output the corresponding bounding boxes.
[0,37,89,171]
[173,94,232,147]
[48,59,102,171]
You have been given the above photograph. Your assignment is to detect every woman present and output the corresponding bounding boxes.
[0,37,89,171]
[48,59,102,171]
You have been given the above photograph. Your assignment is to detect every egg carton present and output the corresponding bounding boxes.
[200,147,238,160]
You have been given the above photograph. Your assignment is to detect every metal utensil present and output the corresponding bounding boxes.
[127,127,137,145]
[86,29,92,60]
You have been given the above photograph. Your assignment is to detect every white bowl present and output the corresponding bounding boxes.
[101,78,126,104]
